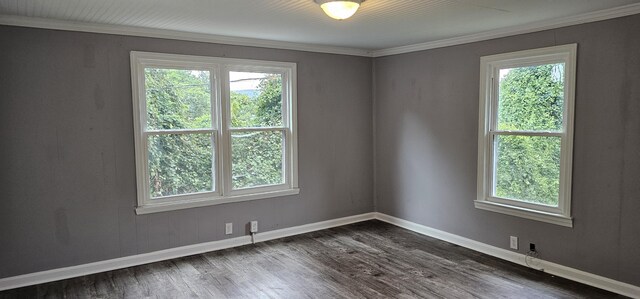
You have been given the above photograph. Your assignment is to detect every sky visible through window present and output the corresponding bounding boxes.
[230,72,268,91]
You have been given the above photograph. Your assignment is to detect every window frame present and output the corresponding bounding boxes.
[131,51,298,215]
[475,44,577,227]
[223,65,294,195]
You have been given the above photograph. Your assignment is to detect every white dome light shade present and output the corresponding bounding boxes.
[315,0,364,20]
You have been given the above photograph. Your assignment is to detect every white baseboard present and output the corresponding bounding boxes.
[255,212,376,243]
[374,212,640,299]
[2,211,638,298]
[0,236,251,292]
[0,212,376,291]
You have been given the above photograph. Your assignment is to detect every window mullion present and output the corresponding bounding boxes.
[220,67,232,197]
[210,66,220,194]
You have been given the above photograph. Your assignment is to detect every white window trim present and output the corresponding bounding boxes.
[130,51,299,215]
[476,44,577,227]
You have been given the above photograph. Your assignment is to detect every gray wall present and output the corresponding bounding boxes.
[2,13,639,288]
[374,14,640,286]
[0,26,374,278]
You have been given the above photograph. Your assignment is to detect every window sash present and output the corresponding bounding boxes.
[221,66,293,197]
[486,132,564,214]
[144,130,219,201]
[227,128,290,194]
[227,69,289,129]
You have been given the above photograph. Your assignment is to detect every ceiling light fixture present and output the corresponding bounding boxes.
[315,0,365,20]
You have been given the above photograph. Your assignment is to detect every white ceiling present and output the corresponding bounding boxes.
[1,0,639,51]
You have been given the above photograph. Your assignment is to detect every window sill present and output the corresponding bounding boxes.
[474,200,573,227]
[135,188,300,215]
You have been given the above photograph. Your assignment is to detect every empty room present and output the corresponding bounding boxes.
[1,0,639,298]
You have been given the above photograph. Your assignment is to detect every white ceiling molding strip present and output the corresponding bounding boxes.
[1,3,639,58]
[371,2,640,57]
[0,15,373,57]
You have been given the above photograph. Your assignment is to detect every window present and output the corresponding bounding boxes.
[131,52,298,214]
[476,44,576,227]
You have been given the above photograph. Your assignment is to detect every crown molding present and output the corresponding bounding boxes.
[371,3,640,57]
[1,3,639,58]
[0,15,373,57]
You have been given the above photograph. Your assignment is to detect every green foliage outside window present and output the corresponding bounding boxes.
[145,69,285,198]
[145,69,213,198]
[231,74,285,189]
[494,64,564,206]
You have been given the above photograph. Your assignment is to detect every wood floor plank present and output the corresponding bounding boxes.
[0,221,626,298]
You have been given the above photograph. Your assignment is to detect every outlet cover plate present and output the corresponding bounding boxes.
[510,236,518,250]
[225,223,233,235]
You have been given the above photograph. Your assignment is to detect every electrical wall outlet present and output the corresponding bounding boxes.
[530,243,536,252]
[250,221,258,233]
[510,236,518,250]
[225,223,233,235]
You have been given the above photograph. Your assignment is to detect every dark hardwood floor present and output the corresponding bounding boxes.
[0,220,624,298]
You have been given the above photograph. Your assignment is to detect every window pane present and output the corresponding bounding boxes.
[494,135,560,206]
[497,63,564,131]
[229,71,283,128]
[148,133,214,198]
[231,130,284,189]
[145,68,211,130]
